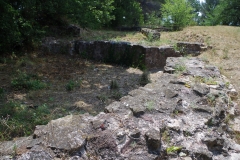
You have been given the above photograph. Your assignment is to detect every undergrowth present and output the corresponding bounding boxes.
[0,101,53,141]
[11,71,46,91]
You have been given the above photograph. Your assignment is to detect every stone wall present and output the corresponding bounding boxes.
[42,39,208,69]
[74,41,209,69]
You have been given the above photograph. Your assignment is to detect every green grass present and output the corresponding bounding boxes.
[0,102,53,141]
[11,72,46,91]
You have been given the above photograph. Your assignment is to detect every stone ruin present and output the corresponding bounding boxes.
[0,56,240,160]
[41,39,208,69]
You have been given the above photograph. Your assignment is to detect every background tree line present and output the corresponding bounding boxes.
[0,0,239,54]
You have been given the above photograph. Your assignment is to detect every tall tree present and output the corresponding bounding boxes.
[203,0,240,26]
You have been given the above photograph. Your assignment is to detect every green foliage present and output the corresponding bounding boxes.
[145,101,155,111]
[174,64,186,73]
[139,70,151,86]
[70,0,115,29]
[167,146,182,154]
[221,0,240,25]
[66,80,80,91]
[199,0,240,26]
[161,0,194,31]
[97,94,109,103]
[0,0,115,54]
[111,91,122,100]
[203,1,226,26]
[0,102,52,141]
[144,11,162,28]
[112,0,144,27]
[11,72,46,91]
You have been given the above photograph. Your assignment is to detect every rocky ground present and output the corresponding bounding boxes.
[0,26,240,159]
[1,57,240,160]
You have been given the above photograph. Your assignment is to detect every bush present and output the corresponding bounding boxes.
[11,72,46,91]
[0,102,52,140]
[161,0,194,31]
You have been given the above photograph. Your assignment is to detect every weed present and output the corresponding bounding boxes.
[66,80,81,91]
[110,80,119,90]
[66,80,75,91]
[203,77,217,85]
[146,32,154,42]
[111,91,122,100]
[207,94,216,106]
[222,48,229,59]
[174,110,179,115]
[0,102,52,141]
[145,101,155,111]
[206,118,214,126]
[225,82,230,88]
[139,70,151,86]
[11,72,46,91]
[97,94,108,103]
[130,141,137,148]
[193,76,217,85]
[12,144,17,158]
[224,114,234,124]
[161,129,170,144]
[235,132,240,144]
[166,146,182,154]
[174,64,186,74]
